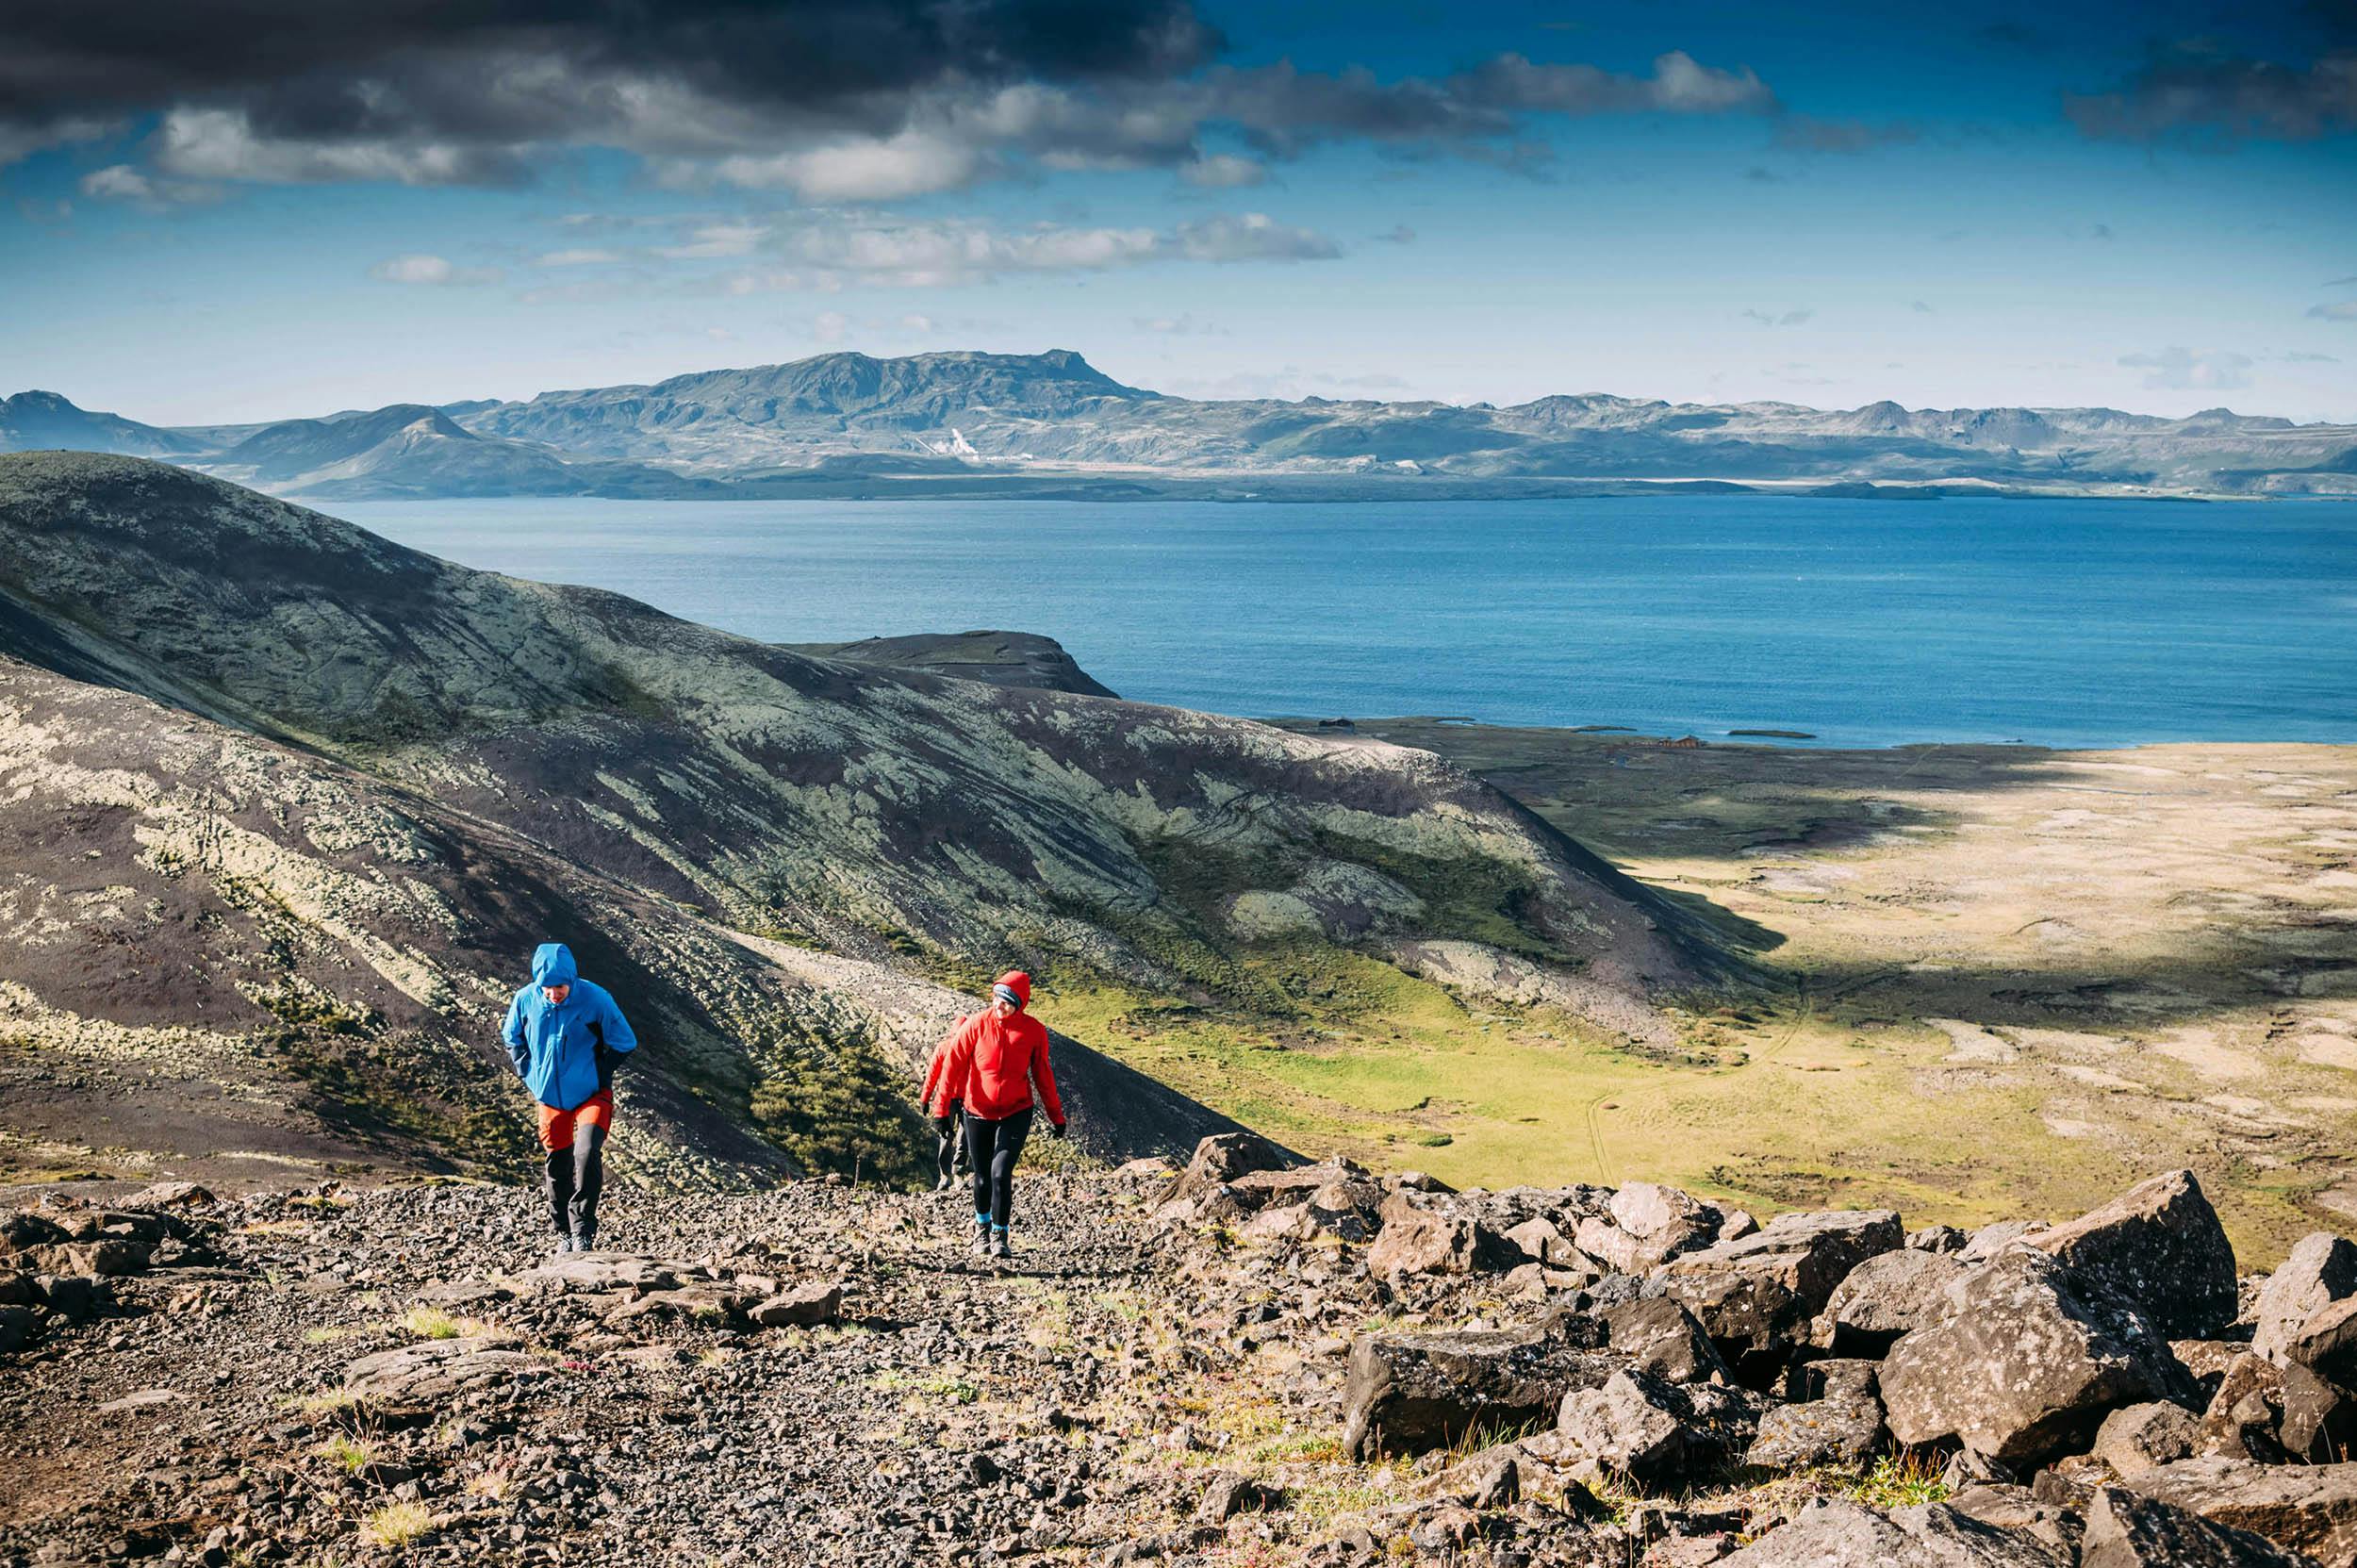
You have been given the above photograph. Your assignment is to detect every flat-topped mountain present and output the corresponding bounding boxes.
[8,355,2350,499]
[0,452,1720,1188]
[0,390,202,460]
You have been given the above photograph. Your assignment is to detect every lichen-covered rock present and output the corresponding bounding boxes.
[1819,1246,1968,1354]
[2201,1355,2289,1463]
[1556,1368,1694,1483]
[2254,1235,2357,1366]
[2081,1485,2323,1567]
[1880,1250,2189,1466]
[1744,1385,1885,1471]
[2024,1170,2237,1340]
[1597,1296,1727,1385]
[2094,1402,2202,1477]
[1654,1208,1904,1374]
[1719,1498,2070,1565]
[1364,1191,1520,1279]
[1340,1314,1614,1459]
[2128,1457,2357,1568]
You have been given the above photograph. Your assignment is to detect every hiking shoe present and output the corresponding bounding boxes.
[987,1231,1011,1261]
[933,1174,955,1194]
[968,1223,991,1256]
[572,1231,596,1254]
[552,1233,576,1256]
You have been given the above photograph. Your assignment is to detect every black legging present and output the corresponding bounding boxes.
[964,1106,1033,1230]
[932,1111,967,1182]
[544,1122,605,1240]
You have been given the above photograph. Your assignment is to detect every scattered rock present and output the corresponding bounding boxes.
[1818,1246,1968,1355]
[1363,1191,1519,1279]
[2081,1484,2322,1567]
[1341,1314,1613,1459]
[2094,1402,2202,1477]
[1599,1296,1728,1385]
[1880,1250,2188,1466]
[1718,1498,2070,1565]
[750,1282,844,1328]
[1655,1208,1904,1376]
[2254,1235,2357,1365]
[1557,1368,1696,1485]
[2128,1457,2357,1567]
[2025,1170,2238,1340]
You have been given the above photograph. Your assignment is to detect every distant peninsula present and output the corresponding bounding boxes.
[6,350,2352,503]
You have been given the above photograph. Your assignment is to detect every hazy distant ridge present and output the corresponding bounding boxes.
[4,351,2351,500]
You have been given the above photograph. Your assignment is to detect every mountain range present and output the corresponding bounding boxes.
[0,451,1723,1188]
[5,353,2351,501]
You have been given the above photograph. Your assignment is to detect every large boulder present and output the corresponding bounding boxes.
[1718,1498,2070,1565]
[2082,1486,2323,1567]
[1820,1247,1970,1355]
[1654,1208,1904,1377]
[1880,1250,2190,1467]
[1165,1132,1294,1208]
[2025,1170,2237,1340]
[1555,1368,1694,1484]
[1597,1296,1728,1385]
[1364,1191,1521,1279]
[2254,1235,2357,1366]
[2283,1300,2357,1390]
[1341,1312,1615,1459]
[2128,1458,2357,1568]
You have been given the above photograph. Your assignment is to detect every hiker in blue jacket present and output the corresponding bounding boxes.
[503,943,637,1253]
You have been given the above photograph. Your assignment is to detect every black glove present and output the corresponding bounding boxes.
[1049,1122,1067,1140]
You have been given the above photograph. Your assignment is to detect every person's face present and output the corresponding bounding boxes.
[989,995,1016,1018]
[542,982,572,1006]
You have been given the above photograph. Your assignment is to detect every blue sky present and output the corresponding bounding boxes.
[1,0,2351,425]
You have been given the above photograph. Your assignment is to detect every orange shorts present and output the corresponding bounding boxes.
[537,1089,614,1150]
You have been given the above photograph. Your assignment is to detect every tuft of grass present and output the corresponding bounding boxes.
[313,1434,372,1474]
[400,1306,466,1341]
[304,1325,358,1345]
[359,1501,434,1548]
[1843,1451,1952,1510]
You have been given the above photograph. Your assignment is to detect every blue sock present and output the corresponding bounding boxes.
[975,1213,991,1227]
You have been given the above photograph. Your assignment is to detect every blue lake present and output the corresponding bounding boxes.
[331,494,2357,750]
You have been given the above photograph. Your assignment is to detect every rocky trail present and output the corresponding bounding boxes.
[10,1144,2357,1566]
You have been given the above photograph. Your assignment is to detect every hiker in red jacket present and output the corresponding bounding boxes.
[933,970,1065,1259]
[917,1032,970,1193]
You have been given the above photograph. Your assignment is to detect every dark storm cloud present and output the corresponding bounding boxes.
[0,0,1221,181]
[2066,0,2357,146]
[0,0,1777,195]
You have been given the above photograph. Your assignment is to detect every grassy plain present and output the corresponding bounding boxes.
[1063,724,2357,1265]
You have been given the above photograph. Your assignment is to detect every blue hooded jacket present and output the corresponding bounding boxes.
[503,943,637,1111]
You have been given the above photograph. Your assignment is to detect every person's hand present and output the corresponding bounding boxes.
[1049,1122,1067,1140]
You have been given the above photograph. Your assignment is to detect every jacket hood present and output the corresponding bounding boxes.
[994,970,1032,1008]
[532,943,580,989]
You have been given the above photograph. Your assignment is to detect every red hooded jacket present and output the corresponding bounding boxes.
[933,999,1064,1126]
[919,1036,962,1119]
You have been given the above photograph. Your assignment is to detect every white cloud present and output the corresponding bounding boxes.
[659,222,767,259]
[1170,212,1341,262]
[1179,153,1267,188]
[536,248,619,266]
[2310,301,2357,322]
[812,309,850,344]
[710,128,984,202]
[77,163,220,207]
[1743,307,1814,327]
[370,253,503,286]
[157,107,512,186]
[2118,347,2253,390]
